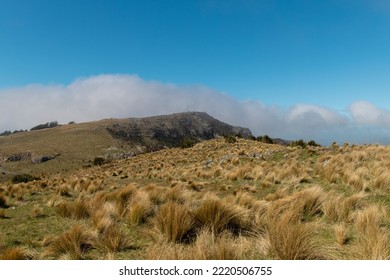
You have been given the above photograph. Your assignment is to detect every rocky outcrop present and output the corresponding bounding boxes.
[107,112,253,150]
[31,153,60,164]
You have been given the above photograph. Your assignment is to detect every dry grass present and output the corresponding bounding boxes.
[55,197,90,219]
[267,211,325,260]
[0,247,34,260]
[334,223,349,246]
[3,137,390,260]
[94,224,134,253]
[31,205,45,218]
[0,194,8,208]
[148,201,198,243]
[195,196,250,236]
[43,225,94,259]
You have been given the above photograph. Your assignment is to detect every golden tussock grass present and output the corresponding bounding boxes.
[114,184,138,217]
[0,208,6,219]
[147,201,198,243]
[126,191,153,225]
[322,192,366,223]
[195,196,251,236]
[42,225,95,260]
[267,211,325,260]
[91,202,117,233]
[146,229,268,260]
[93,224,134,253]
[334,223,349,246]
[350,230,390,260]
[31,205,45,218]
[55,197,90,219]
[0,247,34,260]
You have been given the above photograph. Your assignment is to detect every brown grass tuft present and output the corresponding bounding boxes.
[0,194,8,208]
[267,211,325,260]
[334,223,349,246]
[31,205,45,218]
[0,247,33,260]
[43,225,94,259]
[94,224,134,254]
[148,201,197,243]
[195,197,250,236]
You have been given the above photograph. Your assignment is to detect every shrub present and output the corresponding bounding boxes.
[12,174,39,184]
[93,157,106,166]
[291,139,307,148]
[30,121,59,131]
[308,140,320,147]
[180,137,197,148]
[224,135,236,144]
[256,135,273,144]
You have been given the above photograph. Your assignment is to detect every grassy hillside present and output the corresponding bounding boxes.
[0,112,251,183]
[1,136,390,260]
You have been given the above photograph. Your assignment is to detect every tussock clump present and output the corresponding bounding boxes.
[31,205,45,218]
[323,192,366,223]
[126,191,153,225]
[0,194,8,208]
[57,184,73,197]
[115,184,138,217]
[0,247,34,260]
[189,229,248,260]
[164,186,193,204]
[294,186,325,220]
[267,211,325,260]
[91,202,117,233]
[372,172,390,191]
[350,230,390,260]
[43,225,95,259]
[0,209,6,219]
[334,223,349,246]
[195,196,251,236]
[148,201,197,243]
[55,198,90,219]
[354,205,384,236]
[94,224,134,253]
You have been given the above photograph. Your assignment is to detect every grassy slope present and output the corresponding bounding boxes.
[1,138,390,259]
[0,120,137,181]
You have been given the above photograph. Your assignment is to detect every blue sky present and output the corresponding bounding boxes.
[1,0,390,144]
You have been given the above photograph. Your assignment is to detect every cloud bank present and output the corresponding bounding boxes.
[1,74,389,145]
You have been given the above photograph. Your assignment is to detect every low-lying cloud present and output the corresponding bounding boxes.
[1,74,389,145]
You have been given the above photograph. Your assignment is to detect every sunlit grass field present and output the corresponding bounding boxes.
[2,137,390,259]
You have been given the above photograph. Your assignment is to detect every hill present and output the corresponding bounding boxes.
[0,112,251,181]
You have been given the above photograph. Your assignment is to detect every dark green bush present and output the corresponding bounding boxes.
[224,135,237,144]
[93,157,106,166]
[291,139,307,148]
[308,140,320,147]
[30,121,59,131]
[256,135,274,144]
[180,137,197,148]
[12,174,39,184]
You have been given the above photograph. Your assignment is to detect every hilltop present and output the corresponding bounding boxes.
[0,112,251,182]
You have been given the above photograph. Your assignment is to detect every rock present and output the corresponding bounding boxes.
[31,153,60,164]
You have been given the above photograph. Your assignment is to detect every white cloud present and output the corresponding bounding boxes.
[1,74,390,145]
[349,101,390,127]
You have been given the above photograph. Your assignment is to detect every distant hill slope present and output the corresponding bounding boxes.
[0,112,252,181]
[107,112,252,149]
